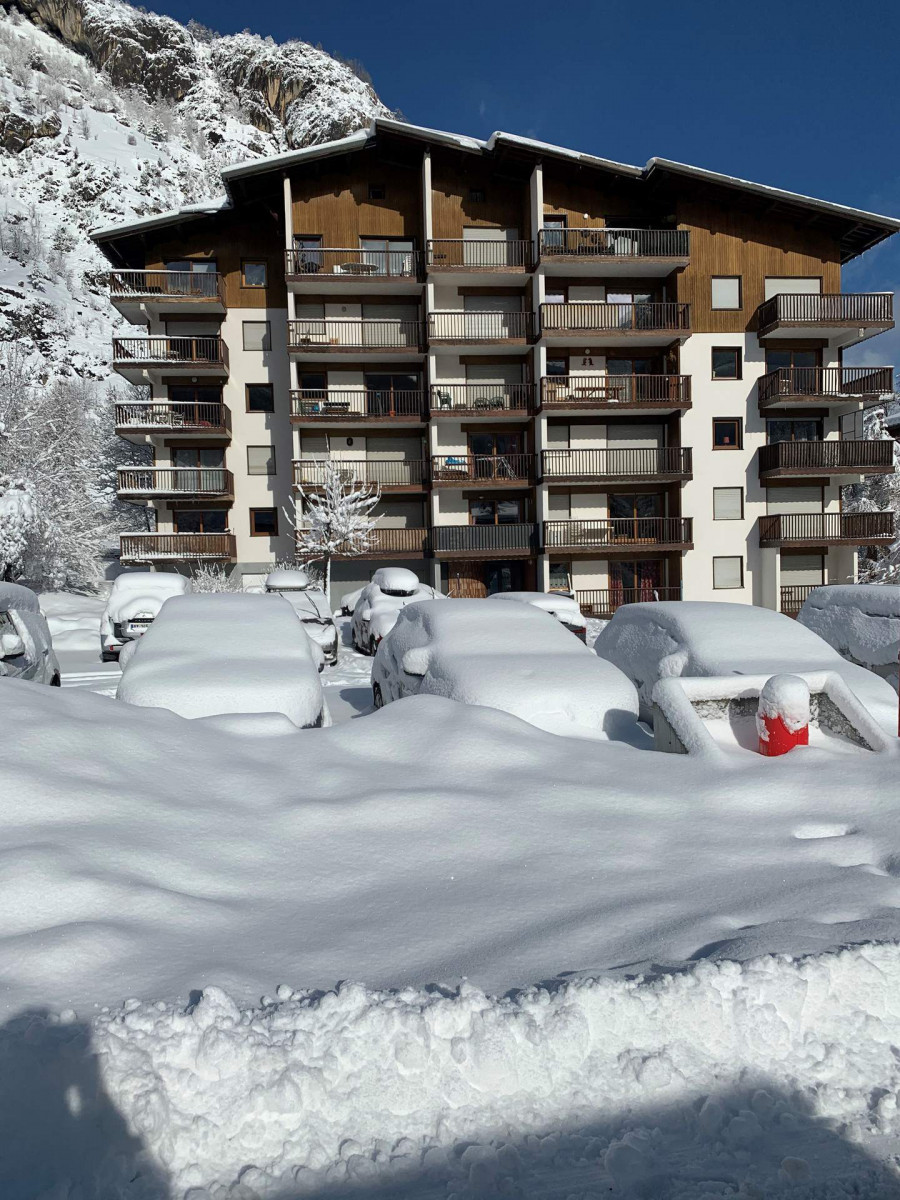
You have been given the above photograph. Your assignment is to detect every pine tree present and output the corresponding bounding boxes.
[292,463,380,598]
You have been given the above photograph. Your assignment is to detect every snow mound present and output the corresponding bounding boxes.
[39,591,105,650]
[798,584,900,669]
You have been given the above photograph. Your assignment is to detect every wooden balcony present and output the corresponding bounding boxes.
[290,389,426,423]
[293,459,428,491]
[432,523,538,557]
[538,228,690,275]
[431,453,534,486]
[543,518,693,554]
[117,467,234,500]
[757,366,894,409]
[428,311,535,345]
[758,512,894,547]
[541,447,692,484]
[308,527,430,560]
[285,246,423,292]
[755,293,893,346]
[430,383,535,417]
[109,270,225,321]
[114,401,230,441]
[287,318,423,355]
[759,439,895,480]
[540,374,690,413]
[120,532,236,563]
[780,584,819,618]
[575,587,682,617]
[540,302,690,343]
[112,336,227,383]
[426,239,534,273]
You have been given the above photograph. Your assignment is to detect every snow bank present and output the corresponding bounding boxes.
[798,584,900,670]
[39,591,105,651]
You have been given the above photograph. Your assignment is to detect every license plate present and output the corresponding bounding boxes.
[127,621,151,636]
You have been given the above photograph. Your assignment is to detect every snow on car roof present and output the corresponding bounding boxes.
[798,584,900,668]
[110,572,191,595]
[371,567,420,594]
[492,591,585,620]
[398,597,588,655]
[0,582,40,614]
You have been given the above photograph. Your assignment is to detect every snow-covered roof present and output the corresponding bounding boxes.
[90,197,232,242]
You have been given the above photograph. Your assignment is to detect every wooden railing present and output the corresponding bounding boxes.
[544,518,693,549]
[758,366,895,406]
[290,389,425,419]
[426,239,534,270]
[541,374,691,407]
[759,512,894,545]
[293,459,428,489]
[540,302,690,334]
[109,270,224,303]
[114,401,229,434]
[285,246,423,279]
[780,584,820,617]
[305,527,430,557]
[431,454,534,483]
[759,439,894,475]
[112,336,227,367]
[430,383,535,414]
[541,447,692,480]
[575,587,682,616]
[432,524,537,554]
[120,533,236,561]
[428,311,536,342]
[538,228,689,259]
[756,293,894,334]
[117,467,233,496]
[287,318,423,350]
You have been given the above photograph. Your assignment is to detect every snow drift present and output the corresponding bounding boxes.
[798,584,900,688]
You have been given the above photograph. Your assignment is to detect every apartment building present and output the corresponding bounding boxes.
[93,118,899,616]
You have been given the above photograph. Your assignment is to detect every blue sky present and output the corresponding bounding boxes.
[157,0,900,363]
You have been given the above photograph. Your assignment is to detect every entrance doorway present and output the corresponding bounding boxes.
[443,560,527,597]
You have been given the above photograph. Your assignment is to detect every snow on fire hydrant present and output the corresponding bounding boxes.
[757,674,810,757]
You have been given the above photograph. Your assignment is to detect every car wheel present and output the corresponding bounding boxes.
[101,651,118,663]
[373,683,383,709]
[50,675,61,687]
[368,637,377,657]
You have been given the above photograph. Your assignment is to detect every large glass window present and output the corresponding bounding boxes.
[766,418,822,443]
[469,499,523,525]
[173,509,227,533]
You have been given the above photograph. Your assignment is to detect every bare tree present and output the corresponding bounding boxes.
[292,463,380,599]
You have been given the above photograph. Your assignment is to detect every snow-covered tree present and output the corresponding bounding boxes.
[842,399,900,583]
[292,463,380,597]
[189,562,243,592]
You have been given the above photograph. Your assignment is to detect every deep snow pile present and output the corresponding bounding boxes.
[39,589,104,648]
[798,584,900,689]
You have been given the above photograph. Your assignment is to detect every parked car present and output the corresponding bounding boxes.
[371,598,639,740]
[100,572,191,661]
[489,591,587,641]
[265,569,338,666]
[594,600,898,733]
[341,568,438,618]
[798,584,900,692]
[117,593,327,728]
[0,582,60,686]
[351,567,442,655]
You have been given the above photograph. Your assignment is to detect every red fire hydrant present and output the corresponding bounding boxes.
[757,674,810,757]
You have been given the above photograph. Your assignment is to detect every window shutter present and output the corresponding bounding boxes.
[713,557,743,589]
[713,487,743,520]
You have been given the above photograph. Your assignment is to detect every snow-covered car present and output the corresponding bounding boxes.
[0,582,60,686]
[489,591,587,641]
[594,600,899,733]
[265,569,338,666]
[351,567,442,655]
[798,584,900,692]
[371,598,639,740]
[117,593,327,728]
[341,567,437,618]
[100,572,191,661]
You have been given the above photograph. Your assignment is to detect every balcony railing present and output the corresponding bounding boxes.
[541,374,691,409]
[756,293,893,336]
[117,467,233,497]
[759,439,894,477]
[540,302,690,335]
[114,401,229,435]
[541,447,692,481]
[543,518,693,550]
[575,587,683,617]
[759,512,894,546]
[120,532,236,562]
[293,459,428,489]
[432,524,537,555]
[112,336,227,368]
[302,527,430,558]
[758,366,895,407]
[538,228,690,260]
[109,270,225,303]
[430,383,535,415]
[426,239,534,270]
[285,246,423,279]
[431,454,534,484]
[780,584,820,618]
[287,318,423,351]
[290,389,426,420]
[428,311,535,342]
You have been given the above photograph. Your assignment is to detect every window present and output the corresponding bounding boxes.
[713,487,744,520]
[713,418,742,449]
[250,508,278,537]
[713,556,744,590]
[247,446,276,475]
[243,321,271,351]
[549,562,571,592]
[165,258,218,274]
[241,260,267,288]
[766,417,822,443]
[468,187,486,203]
[173,509,227,533]
[246,383,274,412]
[712,348,741,380]
[764,277,821,300]
[711,276,742,310]
[542,215,567,251]
[367,183,386,201]
[546,357,568,377]
[469,498,522,525]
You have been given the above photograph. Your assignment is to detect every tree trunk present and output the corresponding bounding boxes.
[323,552,332,607]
